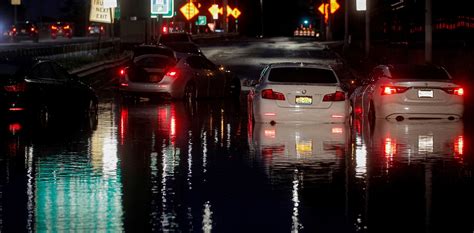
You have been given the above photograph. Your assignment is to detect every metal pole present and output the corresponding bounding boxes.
[327,0,332,41]
[223,0,228,33]
[425,0,432,63]
[344,0,349,49]
[14,5,18,24]
[365,0,370,57]
[259,0,264,36]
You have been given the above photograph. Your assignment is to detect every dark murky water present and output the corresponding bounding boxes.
[1,96,473,232]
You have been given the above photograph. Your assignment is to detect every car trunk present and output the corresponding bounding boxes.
[391,80,460,103]
[267,83,339,109]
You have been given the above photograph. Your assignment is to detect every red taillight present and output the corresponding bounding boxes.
[455,88,464,96]
[51,25,57,30]
[64,25,70,30]
[381,86,409,95]
[261,89,285,100]
[4,82,27,93]
[30,27,35,32]
[166,70,178,77]
[162,26,168,33]
[12,28,17,32]
[444,87,464,96]
[88,26,92,30]
[119,68,126,76]
[323,91,345,101]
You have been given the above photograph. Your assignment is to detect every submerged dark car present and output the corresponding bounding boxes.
[0,58,98,124]
[164,42,204,59]
[131,44,177,60]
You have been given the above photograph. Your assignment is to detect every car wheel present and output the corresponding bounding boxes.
[349,102,354,127]
[184,82,197,103]
[37,105,50,129]
[85,99,98,118]
[368,101,376,125]
[84,99,98,130]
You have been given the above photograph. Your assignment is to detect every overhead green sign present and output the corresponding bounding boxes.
[151,0,174,18]
[195,16,207,26]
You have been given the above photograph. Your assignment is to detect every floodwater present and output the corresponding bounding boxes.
[0,96,473,233]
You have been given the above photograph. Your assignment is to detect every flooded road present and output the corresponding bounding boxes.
[1,37,474,232]
[1,95,473,232]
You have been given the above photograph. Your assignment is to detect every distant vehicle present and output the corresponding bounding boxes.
[87,23,104,36]
[9,21,39,43]
[50,22,73,39]
[163,42,204,59]
[350,64,464,122]
[158,32,193,45]
[118,54,240,100]
[118,54,177,99]
[0,57,98,124]
[248,63,349,124]
[131,44,177,60]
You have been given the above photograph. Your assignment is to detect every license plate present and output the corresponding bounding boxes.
[418,90,433,98]
[149,75,159,82]
[21,29,26,33]
[295,96,312,105]
[296,140,313,156]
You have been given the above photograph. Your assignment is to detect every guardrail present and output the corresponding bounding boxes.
[0,39,120,58]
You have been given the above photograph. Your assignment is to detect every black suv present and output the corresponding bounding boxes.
[10,21,39,43]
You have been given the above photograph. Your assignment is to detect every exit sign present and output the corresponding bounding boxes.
[195,16,207,26]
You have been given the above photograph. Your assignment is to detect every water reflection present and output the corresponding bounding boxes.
[0,107,123,232]
[117,100,243,232]
[351,119,472,233]
[2,96,474,232]
[252,123,351,232]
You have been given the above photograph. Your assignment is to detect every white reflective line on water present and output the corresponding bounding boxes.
[188,130,193,190]
[291,169,302,233]
[26,146,34,232]
[202,201,213,233]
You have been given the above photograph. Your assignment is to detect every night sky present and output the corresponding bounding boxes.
[1,0,315,36]
[3,0,470,37]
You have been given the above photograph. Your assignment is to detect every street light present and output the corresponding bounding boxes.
[259,0,264,37]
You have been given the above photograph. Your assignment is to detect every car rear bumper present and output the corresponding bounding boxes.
[119,82,182,98]
[253,101,349,124]
[377,102,464,119]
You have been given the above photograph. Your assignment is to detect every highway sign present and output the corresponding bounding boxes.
[180,2,199,21]
[196,16,207,26]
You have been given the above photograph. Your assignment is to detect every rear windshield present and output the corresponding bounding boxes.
[390,66,451,80]
[160,34,191,43]
[135,57,176,69]
[0,64,22,80]
[15,23,34,29]
[268,67,338,83]
[132,47,175,59]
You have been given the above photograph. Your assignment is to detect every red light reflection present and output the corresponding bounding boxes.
[119,107,128,145]
[384,137,397,161]
[264,129,276,138]
[454,135,464,159]
[9,123,22,134]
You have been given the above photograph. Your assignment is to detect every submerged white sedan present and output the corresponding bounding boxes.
[248,63,350,124]
[350,64,464,121]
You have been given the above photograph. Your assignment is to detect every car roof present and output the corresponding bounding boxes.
[132,45,176,58]
[0,57,43,68]
[268,62,333,70]
[133,54,176,62]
